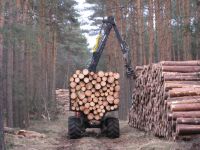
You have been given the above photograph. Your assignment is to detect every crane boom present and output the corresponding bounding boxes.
[88,16,135,78]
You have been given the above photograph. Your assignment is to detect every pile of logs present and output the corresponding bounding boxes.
[69,69,120,121]
[56,89,69,115]
[129,60,200,139]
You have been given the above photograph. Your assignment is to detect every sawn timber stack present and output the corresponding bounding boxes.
[129,60,200,139]
[69,69,120,121]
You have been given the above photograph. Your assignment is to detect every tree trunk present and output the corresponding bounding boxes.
[7,28,14,127]
[155,0,162,61]
[137,0,144,65]
[148,0,154,63]
[165,0,172,60]
[0,109,5,150]
[183,0,191,60]
[0,0,5,148]
[196,0,200,59]
[21,0,30,128]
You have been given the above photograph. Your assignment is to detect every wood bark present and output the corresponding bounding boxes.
[0,108,5,150]
[129,60,200,139]
[0,0,5,148]
[70,70,120,121]
[170,103,200,111]
[176,124,200,135]
[137,0,144,64]
[182,0,191,60]
[148,0,154,63]
[7,1,14,127]
[162,66,200,73]
[171,111,200,119]
[176,118,200,125]
[197,0,200,59]
[165,0,172,60]
[161,61,200,66]
[155,0,162,61]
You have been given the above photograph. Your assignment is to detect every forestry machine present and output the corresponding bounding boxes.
[68,16,135,139]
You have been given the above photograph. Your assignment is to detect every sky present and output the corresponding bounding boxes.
[75,0,98,49]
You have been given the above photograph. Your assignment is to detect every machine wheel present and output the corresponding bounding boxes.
[68,116,83,139]
[106,117,120,138]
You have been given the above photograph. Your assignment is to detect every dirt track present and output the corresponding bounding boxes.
[6,89,200,150]
[57,119,200,150]
[7,115,200,150]
[56,89,200,150]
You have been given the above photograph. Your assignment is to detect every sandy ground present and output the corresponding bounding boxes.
[57,118,200,150]
[6,89,200,150]
[6,116,200,150]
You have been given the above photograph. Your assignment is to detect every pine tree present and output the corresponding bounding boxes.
[0,0,89,128]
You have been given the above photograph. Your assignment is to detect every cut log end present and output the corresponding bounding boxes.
[70,70,120,121]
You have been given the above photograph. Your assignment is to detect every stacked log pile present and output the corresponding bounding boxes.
[69,69,120,121]
[56,89,69,115]
[129,60,200,139]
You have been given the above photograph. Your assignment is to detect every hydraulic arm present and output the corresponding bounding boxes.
[68,16,136,139]
[88,16,135,78]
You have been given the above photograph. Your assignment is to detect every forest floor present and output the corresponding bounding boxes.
[6,89,200,150]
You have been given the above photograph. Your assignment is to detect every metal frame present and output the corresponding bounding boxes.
[88,16,135,78]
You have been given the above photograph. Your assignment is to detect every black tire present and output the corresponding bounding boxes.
[68,116,83,139]
[106,117,120,138]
